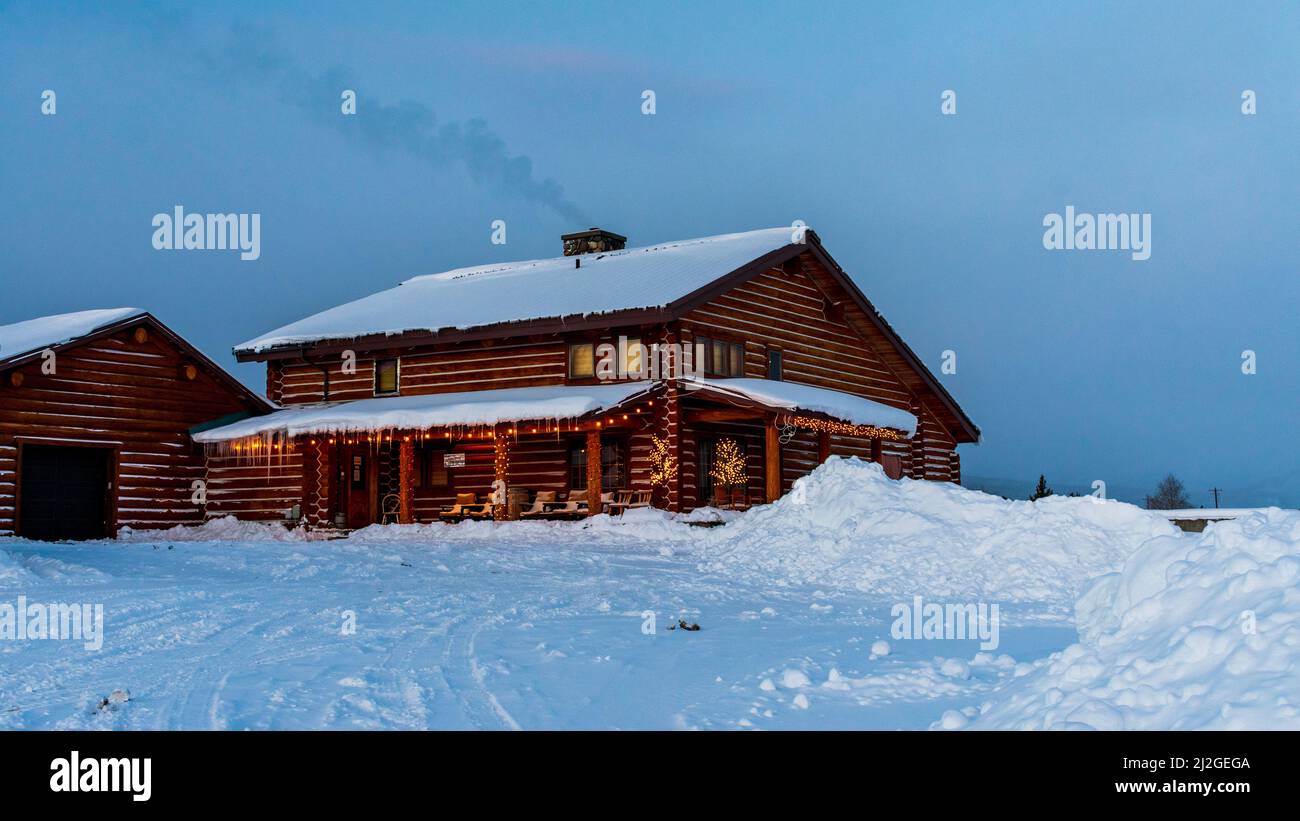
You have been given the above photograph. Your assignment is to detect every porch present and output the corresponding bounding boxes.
[192,379,917,527]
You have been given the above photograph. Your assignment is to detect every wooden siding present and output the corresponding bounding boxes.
[677,263,961,494]
[276,339,570,406]
[204,451,304,522]
[0,325,256,534]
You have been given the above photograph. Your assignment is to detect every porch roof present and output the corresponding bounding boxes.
[682,377,917,436]
[192,382,658,442]
[192,377,917,443]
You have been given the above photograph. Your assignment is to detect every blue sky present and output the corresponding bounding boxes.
[2,1,1298,505]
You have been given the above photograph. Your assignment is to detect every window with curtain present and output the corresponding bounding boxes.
[569,343,595,378]
[374,358,399,394]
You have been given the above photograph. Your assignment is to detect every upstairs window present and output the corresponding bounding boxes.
[696,336,745,377]
[766,349,783,380]
[374,358,399,395]
[569,343,595,379]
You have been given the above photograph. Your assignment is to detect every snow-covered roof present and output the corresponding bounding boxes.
[194,376,915,443]
[235,228,799,354]
[193,382,659,442]
[0,307,145,365]
[685,377,917,435]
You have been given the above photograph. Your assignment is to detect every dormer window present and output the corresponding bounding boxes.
[374,358,399,395]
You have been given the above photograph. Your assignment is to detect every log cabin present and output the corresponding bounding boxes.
[195,227,979,526]
[0,309,270,539]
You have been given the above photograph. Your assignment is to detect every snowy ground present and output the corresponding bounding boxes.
[2,460,1293,730]
[0,526,1072,730]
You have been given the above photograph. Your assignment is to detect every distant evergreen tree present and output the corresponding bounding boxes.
[1029,474,1054,501]
[1145,474,1190,510]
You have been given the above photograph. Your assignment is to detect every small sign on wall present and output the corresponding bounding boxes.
[443,452,465,468]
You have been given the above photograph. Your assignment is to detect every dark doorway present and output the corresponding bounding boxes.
[340,445,376,529]
[19,444,112,541]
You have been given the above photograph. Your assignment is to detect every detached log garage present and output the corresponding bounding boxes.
[0,309,269,540]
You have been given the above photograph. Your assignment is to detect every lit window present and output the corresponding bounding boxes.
[569,343,595,378]
[729,343,745,377]
[374,359,399,394]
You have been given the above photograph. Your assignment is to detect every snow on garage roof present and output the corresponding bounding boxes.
[193,382,658,442]
[685,377,918,435]
[0,308,146,365]
[235,227,800,354]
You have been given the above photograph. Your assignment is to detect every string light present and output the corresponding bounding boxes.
[788,415,907,441]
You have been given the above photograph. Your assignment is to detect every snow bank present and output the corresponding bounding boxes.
[0,545,34,584]
[966,509,1300,730]
[117,516,311,543]
[349,506,702,546]
[701,458,1175,611]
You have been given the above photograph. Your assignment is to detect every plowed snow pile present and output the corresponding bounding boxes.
[965,509,1300,729]
[703,458,1175,613]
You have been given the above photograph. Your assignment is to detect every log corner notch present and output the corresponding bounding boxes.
[586,429,602,516]
[399,437,415,524]
[765,419,781,503]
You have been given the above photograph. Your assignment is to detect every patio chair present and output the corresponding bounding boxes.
[380,493,402,525]
[576,491,614,516]
[519,490,558,519]
[537,489,587,520]
[605,490,634,516]
[439,492,488,522]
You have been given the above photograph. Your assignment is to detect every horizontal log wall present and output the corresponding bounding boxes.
[681,268,914,408]
[0,326,255,535]
[678,263,961,497]
[204,451,304,521]
[276,339,571,405]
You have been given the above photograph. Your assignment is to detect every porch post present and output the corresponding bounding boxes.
[765,419,781,503]
[493,427,509,520]
[586,429,602,516]
[399,437,415,524]
[817,429,832,463]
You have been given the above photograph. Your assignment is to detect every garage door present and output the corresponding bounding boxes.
[19,445,112,541]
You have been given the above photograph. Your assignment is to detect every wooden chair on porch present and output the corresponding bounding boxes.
[519,490,558,519]
[380,494,402,525]
[576,491,615,516]
[606,489,652,516]
[535,489,587,520]
[439,492,490,522]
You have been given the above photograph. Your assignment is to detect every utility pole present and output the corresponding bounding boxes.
[1208,487,1223,508]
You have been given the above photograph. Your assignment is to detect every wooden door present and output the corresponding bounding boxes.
[344,448,373,529]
